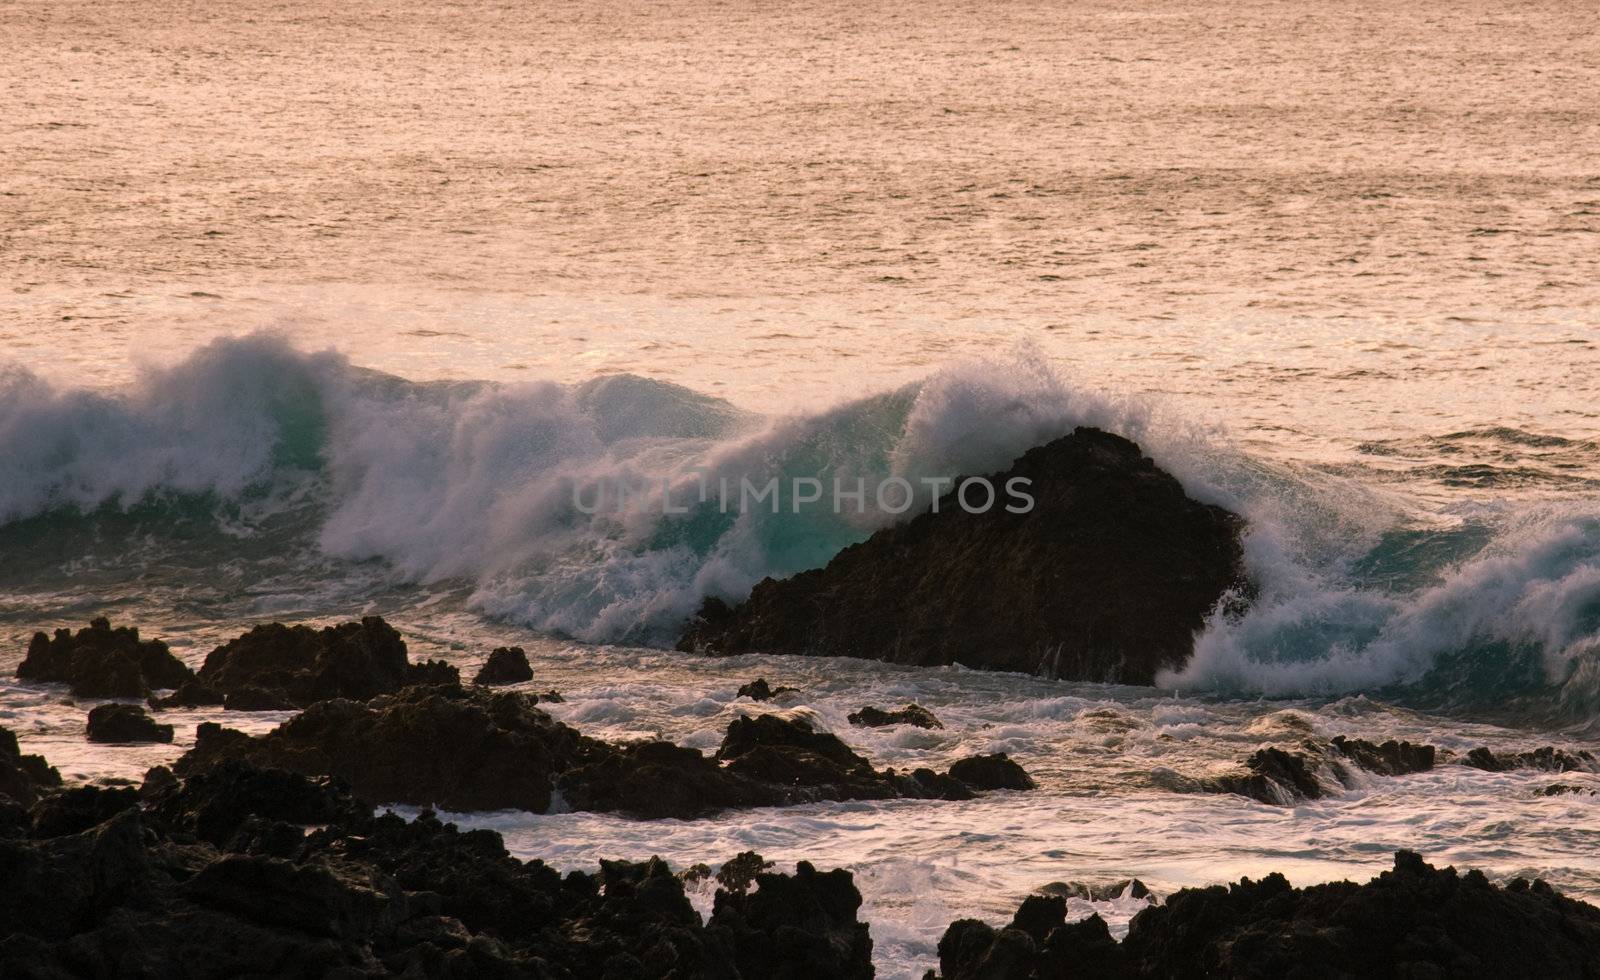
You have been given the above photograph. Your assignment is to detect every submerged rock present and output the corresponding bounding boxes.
[678,428,1251,684]
[16,618,195,699]
[848,703,944,729]
[86,703,174,744]
[932,851,1600,979]
[195,616,458,709]
[737,677,798,701]
[0,726,62,807]
[471,646,533,685]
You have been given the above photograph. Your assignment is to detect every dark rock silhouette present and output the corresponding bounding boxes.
[173,687,1002,818]
[149,679,226,709]
[16,618,194,699]
[86,703,174,744]
[1330,735,1435,776]
[1461,745,1598,773]
[931,851,1600,979]
[195,616,457,709]
[0,726,61,807]
[948,753,1036,791]
[175,685,582,814]
[849,703,944,729]
[28,784,139,838]
[737,677,798,701]
[472,646,533,685]
[0,758,876,979]
[678,429,1250,684]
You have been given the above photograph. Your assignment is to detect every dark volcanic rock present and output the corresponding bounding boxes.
[174,688,1007,818]
[737,677,798,701]
[222,685,296,711]
[1204,735,1441,805]
[150,679,226,709]
[195,616,453,710]
[1461,745,1598,773]
[558,738,783,819]
[932,851,1600,979]
[1208,746,1329,805]
[0,726,61,807]
[175,685,583,813]
[948,753,1036,791]
[16,618,194,699]
[29,784,140,838]
[848,703,944,729]
[472,646,533,685]
[1330,734,1435,776]
[709,859,875,979]
[143,760,368,847]
[86,703,175,744]
[678,428,1251,684]
[0,763,879,980]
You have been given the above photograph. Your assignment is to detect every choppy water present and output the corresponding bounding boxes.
[4,0,1600,975]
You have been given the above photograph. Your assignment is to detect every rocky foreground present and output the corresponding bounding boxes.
[678,428,1252,684]
[6,730,1600,978]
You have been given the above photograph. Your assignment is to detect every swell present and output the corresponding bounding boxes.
[3,334,1599,729]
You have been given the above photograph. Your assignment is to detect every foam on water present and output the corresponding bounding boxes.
[3,334,1599,724]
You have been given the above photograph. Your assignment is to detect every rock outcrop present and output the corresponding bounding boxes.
[0,726,61,808]
[194,617,460,709]
[15,618,195,699]
[86,703,174,744]
[678,428,1250,684]
[0,756,876,979]
[931,851,1600,979]
[948,753,1036,791]
[172,686,1027,818]
[848,703,944,729]
[471,646,533,685]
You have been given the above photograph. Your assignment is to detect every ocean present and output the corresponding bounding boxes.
[4,1,1599,976]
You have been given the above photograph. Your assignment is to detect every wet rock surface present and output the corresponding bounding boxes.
[678,429,1251,684]
[1202,735,1596,806]
[930,851,1600,979]
[16,618,194,699]
[86,703,174,744]
[1461,745,1598,773]
[0,750,877,979]
[194,616,460,710]
[472,646,533,685]
[849,703,944,729]
[1193,732,1439,805]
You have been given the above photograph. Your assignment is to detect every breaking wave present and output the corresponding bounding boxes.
[3,334,1598,727]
